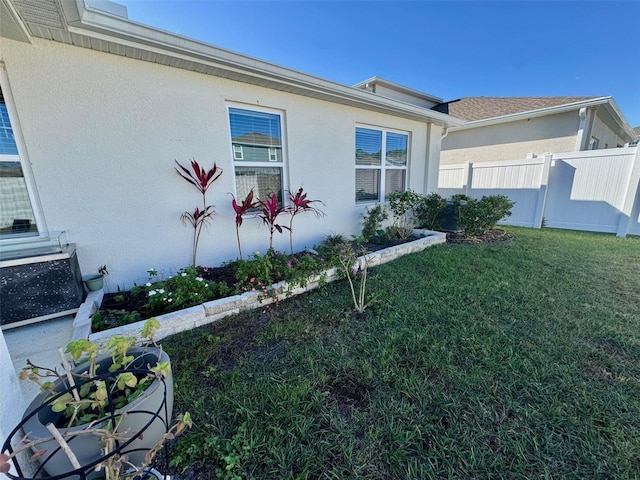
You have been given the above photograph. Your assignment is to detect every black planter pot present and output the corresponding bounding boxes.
[2,347,173,480]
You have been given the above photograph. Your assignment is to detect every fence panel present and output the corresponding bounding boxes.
[438,146,639,236]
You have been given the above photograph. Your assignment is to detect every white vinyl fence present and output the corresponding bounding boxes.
[438,146,640,237]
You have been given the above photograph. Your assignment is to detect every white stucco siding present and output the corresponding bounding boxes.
[1,38,435,289]
[440,111,579,164]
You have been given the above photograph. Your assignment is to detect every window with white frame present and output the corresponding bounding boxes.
[228,106,285,205]
[355,126,408,203]
[0,87,39,238]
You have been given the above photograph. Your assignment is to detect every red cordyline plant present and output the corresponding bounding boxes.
[287,187,325,254]
[175,159,223,266]
[257,193,289,251]
[230,189,257,259]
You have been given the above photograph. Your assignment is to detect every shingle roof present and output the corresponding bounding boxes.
[438,96,600,122]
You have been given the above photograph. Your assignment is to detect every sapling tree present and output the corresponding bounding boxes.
[231,189,257,259]
[175,159,223,266]
[286,187,325,254]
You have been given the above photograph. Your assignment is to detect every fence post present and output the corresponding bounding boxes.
[533,155,552,228]
[616,146,640,238]
[463,162,473,196]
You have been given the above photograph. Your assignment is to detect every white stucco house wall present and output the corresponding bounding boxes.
[436,96,637,165]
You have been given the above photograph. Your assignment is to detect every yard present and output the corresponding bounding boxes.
[161,227,640,479]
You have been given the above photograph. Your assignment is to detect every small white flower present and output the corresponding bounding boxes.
[181,273,187,277]
[168,298,173,302]
[205,284,209,287]
[196,277,204,282]
[148,290,157,296]
[158,288,165,294]
[254,251,260,256]
[146,282,152,287]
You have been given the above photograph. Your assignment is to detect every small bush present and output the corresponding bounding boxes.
[387,190,421,240]
[414,192,447,230]
[141,266,233,314]
[455,194,515,237]
[361,204,388,242]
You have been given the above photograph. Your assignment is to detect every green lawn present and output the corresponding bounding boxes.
[163,227,640,479]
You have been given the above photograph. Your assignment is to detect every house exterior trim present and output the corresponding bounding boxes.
[5,0,462,129]
[449,96,635,142]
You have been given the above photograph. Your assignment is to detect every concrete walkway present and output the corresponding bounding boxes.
[3,315,75,404]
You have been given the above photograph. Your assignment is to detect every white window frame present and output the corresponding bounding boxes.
[0,67,48,243]
[355,124,409,204]
[233,144,244,160]
[227,104,288,206]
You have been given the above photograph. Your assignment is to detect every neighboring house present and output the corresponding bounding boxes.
[436,96,637,164]
[0,1,462,298]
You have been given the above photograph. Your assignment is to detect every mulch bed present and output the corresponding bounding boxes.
[446,228,515,245]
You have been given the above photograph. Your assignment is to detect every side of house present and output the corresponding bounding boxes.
[439,97,637,165]
[0,0,461,294]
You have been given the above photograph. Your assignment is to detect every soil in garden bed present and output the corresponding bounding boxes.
[446,228,515,245]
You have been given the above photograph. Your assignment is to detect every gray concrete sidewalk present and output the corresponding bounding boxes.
[3,315,75,404]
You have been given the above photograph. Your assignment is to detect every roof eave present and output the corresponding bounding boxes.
[353,76,444,104]
[451,96,635,141]
[55,1,462,128]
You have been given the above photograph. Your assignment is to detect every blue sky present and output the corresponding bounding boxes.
[118,0,640,127]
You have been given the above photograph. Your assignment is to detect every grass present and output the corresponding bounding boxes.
[162,227,640,479]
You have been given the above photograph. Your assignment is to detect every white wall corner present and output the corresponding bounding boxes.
[424,123,443,194]
[0,328,30,477]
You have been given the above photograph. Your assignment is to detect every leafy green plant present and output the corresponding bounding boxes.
[414,192,447,230]
[19,319,165,428]
[176,159,223,266]
[92,309,143,332]
[361,204,388,242]
[143,266,232,314]
[454,194,515,237]
[387,190,421,240]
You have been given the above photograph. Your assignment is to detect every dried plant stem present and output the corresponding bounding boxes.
[59,348,80,403]
[45,423,81,470]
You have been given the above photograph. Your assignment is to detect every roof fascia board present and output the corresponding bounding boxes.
[600,97,637,141]
[354,76,443,104]
[61,2,462,128]
[452,97,613,130]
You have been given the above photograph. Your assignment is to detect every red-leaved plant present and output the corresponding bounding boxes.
[230,189,257,259]
[257,193,289,251]
[287,187,325,254]
[175,159,223,266]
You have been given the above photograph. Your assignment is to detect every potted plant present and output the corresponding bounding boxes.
[0,319,190,480]
[83,265,108,292]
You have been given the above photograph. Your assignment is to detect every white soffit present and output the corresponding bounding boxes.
[0,0,32,43]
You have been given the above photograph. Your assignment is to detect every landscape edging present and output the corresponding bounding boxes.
[80,231,446,344]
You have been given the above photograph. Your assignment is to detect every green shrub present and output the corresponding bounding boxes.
[414,192,447,230]
[361,204,388,242]
[142,265,233,314]
[234,249,329,291]
[454,194,515,237]
[387,190,421,240]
